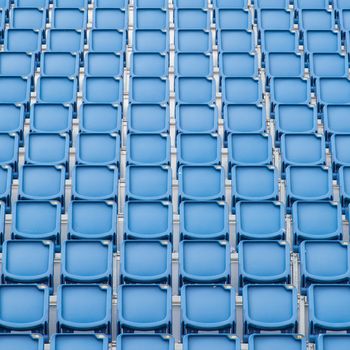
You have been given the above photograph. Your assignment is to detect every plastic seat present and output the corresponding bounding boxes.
[257,9,293,30]
[118,284,172,333]
[127,133,170,165]
[71,165,118,201]
[133,29,169,52]
[323,105,350,139]
[0,166,11,212]
[219,53,258,78]
[304,30,341,53]
[14,0,48,7]
[248,334,307,350]
[217,30,254,52]
[300,241,350,291]
[129,77,169,104]
[175,53,212,77]
[61,240,113,284]
[181,284,236,334]
[0,285,49,334]
[339,166,350,207]
[12,200,61,245]
[216,9,251,30]
[93,8,127,30]
[80,104,122,134]
[286,166,332,208]
[131,53,168,77]
[52,8,87,30]
[175,9,209,29]
[41,52,79,77]
[183,334,240,350]
[4,29,42,56]
[335,0,350,8]
[0,202,4,245]
[180,201,228,240]
[124,201,172,240]
[117,334,174,350]
[339,9,350,31]
[46,29,84,55]
[309,53,348,77]
[179,240,230,285]
[128,104,169,134]
[175,29,212,53]
[292,201,342,247]
[231,166,279,207]
[295,0,329,8]
[0,0,9,10]
[264,52,304,77]
[177,134,221,166]
[175,77,215,104]
[51,334,109,350]
[174,0,207,8]
[83,77,123,104]
[2,240,54,290]
[10,8,46,31]
[331,134,350,172]
[238,240,290,290]
[57,284,112,334]
[299,9,335,30]
[89,29,126,52]
[68,200,117,243]
[96,0,127,7]
[0,334,44,350]
[178,166,225,202]
[222,78,262,104]
[261,30,298,52]
[316,334,350,350]
[243,285,298,341]
[126,165,172,201]
[0,133,19,176]
[0,77,31,106]
[213,0,247,8]
[308,285,350,339]
[254,0,290,8]
[0,52,34,78]
[134,8,168,29]
[0,104,25,143]
[76,133,120,167]
[176,104,218,134]
[120,240,172,284]
[53,0,88,8]
[236,201,285,242]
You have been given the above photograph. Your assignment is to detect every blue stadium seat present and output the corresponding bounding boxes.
[131,53,168,76]
[177,133,221,166]
[133,29,169,52]
[0,0,8,10]
[0,284,49,334]
[128,104,169,134]
[238,240,290,289]
[2,240,54,291]
[303,30,341,53]
[174,0,207,8]
[308,285,350,339]
[231,166,279,207]
[117,334,174,350]
[175,29,212,53]
[0,202,4,245]
[331,134,350,172]
[254,0,290,8]
[57,284,112,334]
[0,77,31,107]
[213,0,247,8]
[120,240,172,284]
[180,201,229,240]
[0,133,19,177]
[298,9,335,30]
[68,200,117,243]
[176,104,218,134]
[175,9,209,30]
[335,0,350,9]
[126,165,172,201]
[339,9,350,31]
[0,334,44,350]
[129,77,169,104]
[76,133,120,167]
[124,201,172,240]
[134,8,168,29]
[80,104,122,134]
[46,29,84,57]
[175,77,215,104]
[216,8,251,30]
[96,0,127,8]
[93,8,127,30]
[127,133,170,165]
[260,30,298,52]
[52,8,87,30]
[236,201,285,242]
[339,166,350,208]
[0,165,11,212]
[317,78,350,104]
[316,334,350,350]
[264,52,304,77]
[61,240,113,284]
[217,30,254,52]
[295,0,329,8]
[89,29,126,52]
[219,53,258,78]
[256,9,293,30]
[286,166,332,208]
[323,105,350,139]
[300,241,350,291]
[0,104,25,144]
[12,201,61,245]
[222,78,262,104]
[14,0,48,7]
[118,284,172,333]
[175,53,213,77]
[248,334,307,350]
[53,0,88,8]
[178,166,225,202]
[10,8,46,31]
[41,52,79,77]
[243,285,298,341]
[183,334,240,350]
[51,334,109,350]
[181,284,236,334]
[179,240,230,285]
[4,29,42,57]
[71,165,118,201]
[0,52,35,77]
[83,77,123,104]
[309,53,348,77]
[292,201,342,247]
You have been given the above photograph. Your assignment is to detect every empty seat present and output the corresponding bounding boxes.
[331,134,350,172]
[308,285,350,339]
[248,334,307,350]
[174,0,207,7]
[126,165,172,201]
[175,53,213,77]
[175,77,215,104]
[323,105,350,139]
[120,240,172,284]
[213,0,247,8]
[181,284,235,334]
[2,240,54,290]
[0,334,44,350]
[85,52,123,77]
[175,29,212,53]
[133,29,169,52]
[128,104,169,134]
[129,77,169,104]
[12,200,61,245]
[68,200,117,243]
[127,133,170,165]
[134,8,168,29]
[0,133,19,176]
[0,52,35,78]
[317,78,350,105]
[14,0,48,7]
[84,77,123,104]
[53,0,88,8]
[304,30,341,53]
[51,334,109,350]
[124,201,172,240]
[0,77,31,106]
[0,202,4,245]
[0,284,49,334]
[295,0,329,8]
[118,284,172,333]
[131,53,168,77]
[4,29,42,55]
[254,0,289,8]
[61,240,113,284]
[257,9,293,30]
[261,30,298,52]
[217,30,254,52]
[183,334,240,350]
[52,8,87,30]
[292,201,342,247]
[335,0,350,8]
[93,8,127,30]
[236,201,285,242]
[180,201,229,240]
[96,0,127,7]
[316,334,350,350]
[339,9,350,31]
[264,52,304,77]
[46,29,84,55]
[175,9,209,30]
[299,9,335,30]
[243,284,298,341]
[179,240,230,285]
[222,78,262,104]
[219,53,257,78]
[10,8,46,31]
[41,52,79,77]
[135,0,167,7]
[57,284,112,334]
[117,334,174,350]
[339,166,350,207]
[216,9,251,30]
[71,165,118,201]
[0,165,11,211]
[89,29,126,52]
[0,104,25,143]
[310,53,348,78]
